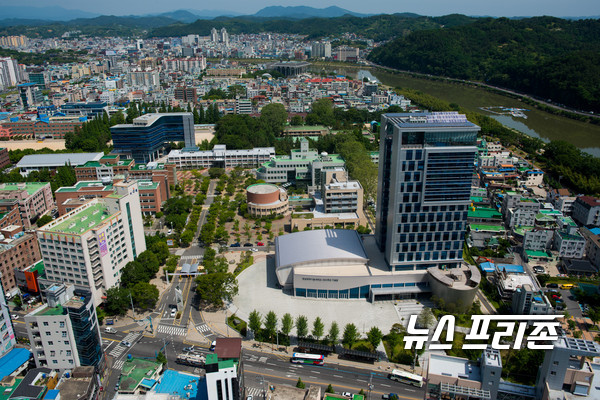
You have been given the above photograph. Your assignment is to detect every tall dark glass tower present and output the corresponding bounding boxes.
[375,112,479,271]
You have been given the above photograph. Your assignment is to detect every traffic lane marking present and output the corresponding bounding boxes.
[244,370,422,399]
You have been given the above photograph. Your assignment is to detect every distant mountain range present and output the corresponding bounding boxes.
[253,6,368,19]
[0,5,368,25]
[0,5,594,29]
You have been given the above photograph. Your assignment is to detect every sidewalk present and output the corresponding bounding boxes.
[198,303,421,375]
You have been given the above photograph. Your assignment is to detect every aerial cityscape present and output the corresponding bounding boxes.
[0,2,599,400]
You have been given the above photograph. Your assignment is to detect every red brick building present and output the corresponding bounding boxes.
[0,116,84,139]
[55,179,164,216]
[0,148,9,169]
[0,230,41,295]
[75,154,177,201]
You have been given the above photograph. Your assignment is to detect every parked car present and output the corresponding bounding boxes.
[244,243,253,247]
[104,327,117,334]
[552,294,561,300]
[230,243,241,247]
[547,283,559,289]
[120,340,131,347]
[257,242,265,246]
[341,392,352,398]
[533,266,545,273]
[167,229,173,235]
[250,248,258,252]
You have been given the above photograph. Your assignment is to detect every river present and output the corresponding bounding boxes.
[319,65,600,157]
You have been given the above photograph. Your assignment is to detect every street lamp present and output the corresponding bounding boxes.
[129,290,135,319]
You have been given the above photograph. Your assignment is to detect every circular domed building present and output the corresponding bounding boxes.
[246,183,289,217]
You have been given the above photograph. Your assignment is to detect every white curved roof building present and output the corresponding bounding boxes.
[275,229,369,288]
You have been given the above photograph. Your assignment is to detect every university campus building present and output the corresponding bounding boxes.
[36,180,145,306]
[111,113,196,163]
[274,112,481,309]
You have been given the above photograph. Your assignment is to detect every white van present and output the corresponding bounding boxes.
[104,327,117,334]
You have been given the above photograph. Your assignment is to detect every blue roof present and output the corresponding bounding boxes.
[0,348,31,380]
[140,378,157,389]
[590,228,600,236]
[44,389,60,399]
[497,264,524,274]
[479,262,495,272]
[154,369,205,400]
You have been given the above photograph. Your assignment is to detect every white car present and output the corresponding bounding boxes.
[167,229,173,235]
[120,340,131,347]
[341,393,352,398]
[11,314,18,320]
[170,309,177,318]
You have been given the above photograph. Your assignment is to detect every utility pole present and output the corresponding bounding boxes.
[163,337,167,367]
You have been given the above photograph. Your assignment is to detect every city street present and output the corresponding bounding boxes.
[242,348,425,400]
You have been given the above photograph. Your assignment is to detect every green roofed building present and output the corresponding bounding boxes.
[36,180,145,306]
[205,338,243,400]
[0,182,53,228]
[116,358,162,394]
[256,139,345,189]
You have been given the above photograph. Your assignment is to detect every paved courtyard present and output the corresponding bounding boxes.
[231,256,406,336]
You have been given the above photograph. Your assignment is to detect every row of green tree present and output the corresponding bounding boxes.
[0,163,76,193]
[0,47,86,65]
[247,310,383,352]
[368,16,600,112]
[64,111,119,152]
[179,177,210,246]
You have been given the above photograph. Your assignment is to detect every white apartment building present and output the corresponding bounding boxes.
[553,230,586,259]
[127,70,160,89]
[0,284,16,358]
[523,228,554,251]
[36,180,145,306]
[522,169,544,187]
[24,284,102,369]
[507,208,537,228]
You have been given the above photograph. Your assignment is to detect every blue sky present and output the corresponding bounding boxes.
[2,0,599,17]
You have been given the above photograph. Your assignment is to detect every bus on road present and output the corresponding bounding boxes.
[388,369,424,387]
[290,353,324,365]
[176,353,205,367]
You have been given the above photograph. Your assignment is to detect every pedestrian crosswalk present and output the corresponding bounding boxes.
[112,359,126,371]
[158,324,187,336]
[108,332,140,358]
[245,354,268,363]
[245,387,263,397]
[195,323,211,334]
[180,255,203,260]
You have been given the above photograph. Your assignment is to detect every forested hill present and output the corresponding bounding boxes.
[150,13,476,41]
[367,17,600,113]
